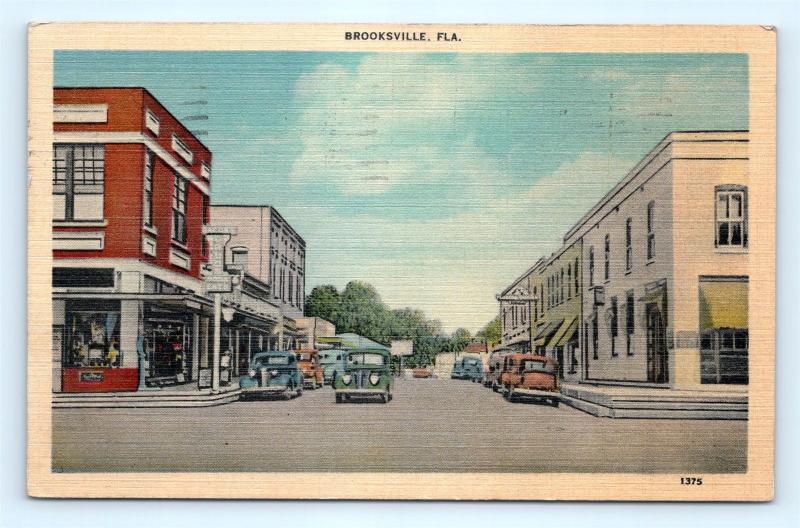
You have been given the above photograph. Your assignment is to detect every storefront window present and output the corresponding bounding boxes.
[65,307,121,368]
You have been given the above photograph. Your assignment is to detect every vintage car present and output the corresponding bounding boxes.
[412,367,433,378]
[239,351,304,399]
[485,348,512,390]
[294,348,324,389]
[319,348,348,385]
[500,353,560,406]
[450,356,483,382]
[333,348,393,403]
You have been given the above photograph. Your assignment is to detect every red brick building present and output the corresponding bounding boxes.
[52,87,214,392]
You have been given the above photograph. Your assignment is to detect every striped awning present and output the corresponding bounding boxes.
[533,319,563,346]
[551,317,579,348]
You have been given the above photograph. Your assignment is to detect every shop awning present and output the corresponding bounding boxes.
[533,319,563,346]
[699,280,748,330]
[551,317,578,348]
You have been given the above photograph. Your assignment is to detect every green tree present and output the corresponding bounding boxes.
[475,316,502,347]
[304,285,342,323]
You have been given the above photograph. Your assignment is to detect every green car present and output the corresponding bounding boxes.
[333,348,393,404]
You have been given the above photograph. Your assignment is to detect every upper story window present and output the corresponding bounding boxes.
[143,150,154,227]
[604,234,610,281]
[201,195,209,256]
[588,247,595,287]
[201,162,211,180]
[172,174,188,244]
[145,109,160,136]
[647,201,656,261]
[625,218,633,271]
[574,257,579,295]
[52,144,105,221]
[560,267,565,304]
[566,264,572,300]
[715,185,748,249]
[171,134,193,165]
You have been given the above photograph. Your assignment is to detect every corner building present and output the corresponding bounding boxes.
[565,131,750,389]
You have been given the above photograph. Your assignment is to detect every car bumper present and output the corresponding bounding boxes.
[512,388,560,399]
[334,388,387,396]
[240,385,290,394]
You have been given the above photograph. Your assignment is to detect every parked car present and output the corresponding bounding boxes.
[500,353,560,406]
[294,348,324,389]
[239,351,303,399]
[412,367,433,378]
[450,356,483,382]
[319,348,348,385]
[333,348,393,403]
[485,348,512,391]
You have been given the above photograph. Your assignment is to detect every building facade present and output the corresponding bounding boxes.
[210,205,306,319]
[565,131,749,389]
[52,87,213,392]
[496,259,544,353]
[531,240,583,382]
[295,316,336,349]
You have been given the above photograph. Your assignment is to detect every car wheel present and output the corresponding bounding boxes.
[551,399,559,408]
[380,392,388,404]
[492,382,499,393]
[507,386,515,402]
[335,393,343,404]
[387,387,393,402]
[296,386,303,398]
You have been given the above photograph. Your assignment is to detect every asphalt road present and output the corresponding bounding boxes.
[52,378,747,473]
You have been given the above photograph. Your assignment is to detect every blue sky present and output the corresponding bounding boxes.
[55,51,748,333]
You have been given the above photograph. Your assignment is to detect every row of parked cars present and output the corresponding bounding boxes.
[239,347,393,404]
[451,350,560,406]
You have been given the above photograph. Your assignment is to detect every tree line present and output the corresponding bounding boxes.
[305,281,498,368]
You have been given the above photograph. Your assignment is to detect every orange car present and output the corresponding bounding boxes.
[499,353,560,406]
[293,349,324,389]
[412,367,433,378]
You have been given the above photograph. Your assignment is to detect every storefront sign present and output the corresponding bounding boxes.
[79,371,105,382]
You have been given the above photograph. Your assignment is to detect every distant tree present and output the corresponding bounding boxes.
[476,316,501,347]
[449,327,472,353]
[304,285,341,323]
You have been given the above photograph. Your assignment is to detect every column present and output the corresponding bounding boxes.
[200,316,210,369]
[119,300,140,369]
[191,313,200,382]
[52,299,66,393]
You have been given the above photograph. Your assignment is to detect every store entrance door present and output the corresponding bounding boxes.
[146,320,188,382]
[646,303,668,383]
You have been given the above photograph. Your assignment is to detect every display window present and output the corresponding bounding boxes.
[65,305,121,368]
[144,318,189,381]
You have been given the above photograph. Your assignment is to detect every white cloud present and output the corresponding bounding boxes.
[302,151,636,332]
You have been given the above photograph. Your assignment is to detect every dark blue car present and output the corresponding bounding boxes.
[450,356,484,382]
[239,351,303,399]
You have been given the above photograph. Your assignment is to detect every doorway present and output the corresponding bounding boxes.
[646,303,668,383]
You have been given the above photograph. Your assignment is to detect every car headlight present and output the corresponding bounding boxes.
[248,369,256,377]
[369,373,381,386]
[269,369,279,377]
[341,374,352,385]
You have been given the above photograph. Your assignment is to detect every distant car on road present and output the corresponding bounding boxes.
[485,348,512,391]
[239,351,304,400]
[333,348,393,403]
[450,356,483,382]
[412,367,433,378]
[319,348,348,385]
[500,353,560,406]
[294,348,324,389]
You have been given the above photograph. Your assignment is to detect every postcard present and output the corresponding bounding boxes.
[27,23,775,500]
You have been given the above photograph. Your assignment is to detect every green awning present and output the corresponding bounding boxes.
[551,317,579,348]
[699,280,748,330]
[533,319,563,346]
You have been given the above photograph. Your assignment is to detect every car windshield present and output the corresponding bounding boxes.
[523,360,554,373]
[465,359,479,366]
[296,353,312,361]
[348,353,385,366]
[257,356,290,366]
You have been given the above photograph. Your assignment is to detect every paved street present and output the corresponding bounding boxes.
[52,378,746,473]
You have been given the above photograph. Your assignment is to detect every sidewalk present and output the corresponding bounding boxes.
[52,381,242,409]
[559,382,748,420]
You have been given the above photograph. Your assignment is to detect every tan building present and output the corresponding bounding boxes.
[295,316,336,349]
[210,205,306,319]
[531,240,583,382]
[496,259,545,353]
[565,131,749,389]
